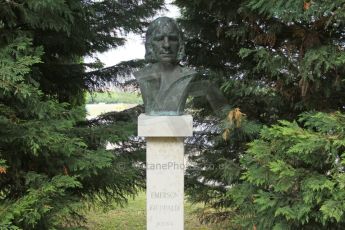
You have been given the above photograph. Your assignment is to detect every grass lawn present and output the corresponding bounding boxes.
[85,91,142,105]
[84,192,229,230]
[86,103,138,119]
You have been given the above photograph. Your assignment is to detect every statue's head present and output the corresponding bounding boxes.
[145,17,185,63]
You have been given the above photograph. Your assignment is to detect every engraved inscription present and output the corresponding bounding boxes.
[156,221,174,227]
[151,191,178,199]
[149,204,181,211]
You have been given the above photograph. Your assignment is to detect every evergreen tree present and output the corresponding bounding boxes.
[0,0,163,229]
[231,112,345,229]
[174,0,345,228]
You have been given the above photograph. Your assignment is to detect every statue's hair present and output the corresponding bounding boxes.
[145,17,185,63]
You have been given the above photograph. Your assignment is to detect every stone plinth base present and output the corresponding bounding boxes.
[138,114,193,230]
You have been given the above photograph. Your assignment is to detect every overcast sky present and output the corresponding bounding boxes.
[85,1,180,67]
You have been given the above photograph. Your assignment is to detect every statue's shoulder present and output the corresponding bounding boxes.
[133,64,159,81]
[175,65,197,78]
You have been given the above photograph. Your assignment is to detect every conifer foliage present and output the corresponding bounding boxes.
[231,112,345,229]
[174,0,345,228]
[0,0,162,229]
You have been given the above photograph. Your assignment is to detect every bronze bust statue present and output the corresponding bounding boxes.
[134,17,196,116]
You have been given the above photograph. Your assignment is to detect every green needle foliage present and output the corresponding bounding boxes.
[230,112,345,229]
[174,0,345,228]
[0,32,87,230]
[0,0,163,229]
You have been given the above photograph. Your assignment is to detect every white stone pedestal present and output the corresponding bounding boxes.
[138,114,193,230]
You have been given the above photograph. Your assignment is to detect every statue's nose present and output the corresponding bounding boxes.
[163,36,170,48]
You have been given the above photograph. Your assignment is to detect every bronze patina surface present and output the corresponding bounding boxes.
[134,17,196,115]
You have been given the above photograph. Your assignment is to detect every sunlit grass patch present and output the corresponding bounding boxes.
[84,192,230,230]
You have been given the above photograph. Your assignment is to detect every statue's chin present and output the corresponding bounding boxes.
[153,54,178,64]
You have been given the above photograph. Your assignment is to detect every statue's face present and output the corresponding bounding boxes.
[151,23,180,63]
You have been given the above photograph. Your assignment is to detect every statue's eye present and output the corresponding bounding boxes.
[169,36,178,41]
[153,36,164,41]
